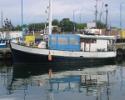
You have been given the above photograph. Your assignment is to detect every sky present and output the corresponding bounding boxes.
[0,0,125,28]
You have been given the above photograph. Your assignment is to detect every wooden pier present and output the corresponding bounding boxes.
[0,48,11,60]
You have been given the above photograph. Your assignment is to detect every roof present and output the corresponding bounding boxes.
[76,34,116,40]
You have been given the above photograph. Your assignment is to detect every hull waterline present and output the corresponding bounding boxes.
[11,47,116,68]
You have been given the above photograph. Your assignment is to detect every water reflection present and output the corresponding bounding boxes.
[0,62,125,100]
[46,66,116,100]
[0,61,13,95]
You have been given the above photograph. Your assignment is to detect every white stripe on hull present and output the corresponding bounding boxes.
[11,42,116,58]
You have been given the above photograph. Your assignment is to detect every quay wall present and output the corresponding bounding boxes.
[0,48,11,60]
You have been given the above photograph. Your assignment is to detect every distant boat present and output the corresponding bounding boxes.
[0,32,7,48]
[0,40,7,48]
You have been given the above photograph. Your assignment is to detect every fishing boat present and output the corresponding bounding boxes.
[0,32,7,48]
[10,0,116,66]
[10,33,116,66]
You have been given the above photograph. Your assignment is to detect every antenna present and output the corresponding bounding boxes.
[120,3,122,33]
[105,4,108,33]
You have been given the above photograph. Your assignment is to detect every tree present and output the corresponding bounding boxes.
[28,23,45,32]
[14,25,22,31]
[60,18,74,32]
[96,21,106,29]
[52,19,59,26]
[76,23,86,30]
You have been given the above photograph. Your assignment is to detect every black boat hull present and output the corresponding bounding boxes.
[11,48,116,68]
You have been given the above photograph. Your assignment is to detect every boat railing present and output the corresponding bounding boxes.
[17,42,38,48]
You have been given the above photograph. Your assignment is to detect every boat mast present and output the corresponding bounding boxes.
[95,0,98,27]
[21,0,24,29]
[48,0,52,35]
[1,11,3,31]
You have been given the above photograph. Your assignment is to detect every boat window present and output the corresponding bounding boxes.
[69,38,79,45]
[81,39,96,43]
[58,37,68,45]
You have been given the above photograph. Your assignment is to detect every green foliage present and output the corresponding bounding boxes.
[14,25,22,31]
[76,23,86,29]
[28,23,45,32]
[96,21,106,29]
[60,18,74,32]
[12,18,106,32]
[52,19,59,26]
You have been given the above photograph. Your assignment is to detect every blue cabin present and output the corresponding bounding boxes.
[49,34,80,51]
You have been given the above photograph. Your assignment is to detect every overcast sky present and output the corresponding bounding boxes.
[0,0,125,28]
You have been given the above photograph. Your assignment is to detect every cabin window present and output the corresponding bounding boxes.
[69,38,79,45]
[58,37,68,45]
[80,38,96,43]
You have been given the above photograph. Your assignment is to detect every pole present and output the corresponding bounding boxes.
[73,10,75,32]
[120,3,122,35]
[0,11,3,33]
[99,2,104,23]
[105,4,108,29]
[48,0,52,35]
[79,13,82,24]
[1,11,3,30]
[105,4,108,35]
[44,10,47,34]
[21,0,24,28]
[95,0,98,26]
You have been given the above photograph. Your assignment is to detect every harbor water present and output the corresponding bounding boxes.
[0,61,125,100]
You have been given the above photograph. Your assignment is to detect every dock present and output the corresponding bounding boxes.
[0,48,11,60]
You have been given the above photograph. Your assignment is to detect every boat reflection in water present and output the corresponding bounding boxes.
[1,63,125,100]
[36,65,117,100]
